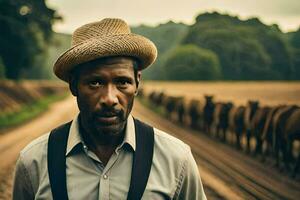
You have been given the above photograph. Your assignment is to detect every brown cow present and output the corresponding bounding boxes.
[244,100,259,153]
[260,105,286,161]
[250,106,271,156]
[273,105,300,176]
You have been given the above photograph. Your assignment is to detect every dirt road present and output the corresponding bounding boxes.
[1,97,299,199]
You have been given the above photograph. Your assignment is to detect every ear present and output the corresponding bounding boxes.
[135,71,142,95]
[69,76,78,96]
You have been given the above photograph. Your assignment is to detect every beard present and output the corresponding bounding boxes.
[91,107,126,136]
[79,98,135,143]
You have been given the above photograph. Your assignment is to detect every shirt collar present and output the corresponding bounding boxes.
[66,114,136,156]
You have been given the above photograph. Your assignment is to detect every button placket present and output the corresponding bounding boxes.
[103,174,108,179]
[99,172,110,200]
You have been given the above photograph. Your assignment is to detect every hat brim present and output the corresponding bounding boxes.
[53,33,157,82]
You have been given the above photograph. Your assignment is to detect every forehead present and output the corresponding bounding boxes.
[74,57,135,78]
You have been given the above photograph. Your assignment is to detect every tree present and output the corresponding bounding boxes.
[289,28,300,79]
[163,45,221,80]
[132,21,188,80]
[182,12,293,80]
[0,0,61,79]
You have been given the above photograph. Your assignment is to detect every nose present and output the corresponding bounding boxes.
[99,84,118,107]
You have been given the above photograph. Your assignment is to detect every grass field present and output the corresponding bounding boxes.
[0,94,67,130]
[141,81,300,106]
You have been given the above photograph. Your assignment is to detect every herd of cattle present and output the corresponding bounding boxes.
[140,89,300,178]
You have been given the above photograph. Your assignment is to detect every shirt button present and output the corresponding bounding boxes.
[103,174,108,179]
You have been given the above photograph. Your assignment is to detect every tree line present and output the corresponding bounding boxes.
[1,5,299,81]
[134,12,300,80]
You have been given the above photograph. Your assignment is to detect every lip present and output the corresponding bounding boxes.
[96,116,118,124]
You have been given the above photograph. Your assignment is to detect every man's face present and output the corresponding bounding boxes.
[72,57,139,140]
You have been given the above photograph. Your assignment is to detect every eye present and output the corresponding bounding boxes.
[116,78,132,88]
[89,80,103,88]
[118,80,129,85]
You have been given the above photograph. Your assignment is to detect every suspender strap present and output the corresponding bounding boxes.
[47,121,72,200]
[127,118,154,200]
[47,118,154,200]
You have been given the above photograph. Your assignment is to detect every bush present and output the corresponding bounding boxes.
[163,45,221,80]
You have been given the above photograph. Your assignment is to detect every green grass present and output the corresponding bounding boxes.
[0,93,68,130]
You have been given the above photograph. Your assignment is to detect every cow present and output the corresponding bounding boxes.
[244,100,260,153]
[249,106,271,156]
[164,96,183,120]
[216,102,234,142]
[233,105,246,150]
[203,95,215,134]
[260,105,286,161]
[188,99,201,129]
[273,105,300,176]
[176,98,185,124]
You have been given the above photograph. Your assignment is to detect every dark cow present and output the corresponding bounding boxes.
[233,105,246,149]
[203,95,215,134]
[273,105,300,176]
[176,97,185,124]
[250,106,271,156]
[260,105,285,161]
[188,99,201,129]
[284,107,300,177]
[216,102,234,142]
[155,92,166,106]
[244,100,259,153]
[164,96,183,120]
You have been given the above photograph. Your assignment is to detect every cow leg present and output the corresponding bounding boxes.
[222,128,226,142]
[216,125,220,139]
[261,140,269,162]
[282,139,291,172]
[292,154,300,178]
[255,136,262,156]
[236,130,241,150]
[246,129,251,153]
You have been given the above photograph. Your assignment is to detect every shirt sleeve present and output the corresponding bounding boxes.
[12,155,34,200]
[175,148,207,200]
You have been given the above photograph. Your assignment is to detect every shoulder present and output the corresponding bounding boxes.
[152,127,192,168]
[18,132,50,172]
[153,127,191,155]
[15,133,50,195]
[20,133,49,159]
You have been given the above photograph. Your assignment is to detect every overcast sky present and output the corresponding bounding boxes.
[47,0,300,33]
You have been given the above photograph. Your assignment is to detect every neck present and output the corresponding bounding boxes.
[79,119,126,165]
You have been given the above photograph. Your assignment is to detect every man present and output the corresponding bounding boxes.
[12,18,206,200]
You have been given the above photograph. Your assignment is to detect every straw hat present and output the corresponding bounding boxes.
[53,18,157,82]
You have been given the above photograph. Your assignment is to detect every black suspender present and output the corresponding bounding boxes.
[48,122,71,200]
[127,119,154,200]
[47,118,154,200]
